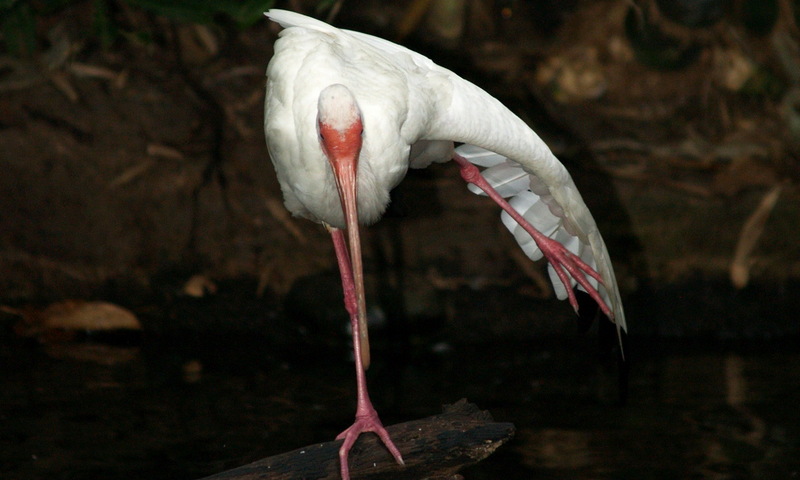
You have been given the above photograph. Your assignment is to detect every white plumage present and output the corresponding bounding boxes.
[263,9,626,480]
[265,9,625,331]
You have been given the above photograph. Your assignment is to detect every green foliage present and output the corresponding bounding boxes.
[125,0,274,28]
[0,0,275,56]
[624,6,700,71]
[1,0,37,56]
[92,0,117,49]
[741,0,778,36]
[314,0,338,15]
[740,65,786,100]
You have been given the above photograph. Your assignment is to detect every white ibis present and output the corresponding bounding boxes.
[263,9,627,480]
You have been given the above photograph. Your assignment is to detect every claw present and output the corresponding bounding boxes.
[337,412,404,480]
[538,235,614,319]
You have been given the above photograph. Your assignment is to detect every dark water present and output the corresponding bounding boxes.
[2,331,798,480]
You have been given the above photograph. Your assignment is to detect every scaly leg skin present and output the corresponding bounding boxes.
[329,227,404,480]
[453,154,614,319]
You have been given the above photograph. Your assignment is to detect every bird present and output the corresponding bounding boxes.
[263,9,627,480]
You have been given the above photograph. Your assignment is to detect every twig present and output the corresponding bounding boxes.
[46,70,79,102]
[147,143,185,160]
[69,62,128,89]
[108,159,155,189]
[325,0,345,24]
[730,183,783,288]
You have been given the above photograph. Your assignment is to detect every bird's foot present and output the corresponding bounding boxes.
[336,409,404,480]
[453,154,614,320]
[536,234,614,319]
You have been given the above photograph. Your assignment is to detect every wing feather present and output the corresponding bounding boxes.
[456,145,626,335]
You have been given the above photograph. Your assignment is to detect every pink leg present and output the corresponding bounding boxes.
[329,227,404,480]
[453,154,614,319]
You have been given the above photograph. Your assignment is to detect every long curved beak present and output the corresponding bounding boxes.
[330,152,370,369]
[321,114,370,369]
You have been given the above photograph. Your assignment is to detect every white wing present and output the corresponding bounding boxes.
[428,79,627,334]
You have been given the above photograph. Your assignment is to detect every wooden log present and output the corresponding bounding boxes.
[199,399,515,480]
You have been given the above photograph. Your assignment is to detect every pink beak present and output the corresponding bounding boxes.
[319,114,370,368]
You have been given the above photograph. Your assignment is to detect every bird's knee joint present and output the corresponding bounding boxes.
[456,160,482,183]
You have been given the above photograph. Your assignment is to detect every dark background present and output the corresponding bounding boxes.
[1,1,799,479]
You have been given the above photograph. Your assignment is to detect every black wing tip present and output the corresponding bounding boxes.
[575,287,630,406]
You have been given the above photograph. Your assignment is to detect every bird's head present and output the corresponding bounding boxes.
[317,84,363,168]
[317,84,363,229]
[316,83,365,228]
[317,84,364,226]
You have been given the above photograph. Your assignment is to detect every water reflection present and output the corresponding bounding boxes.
[499,348,800,480]
[1,338,798,479]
